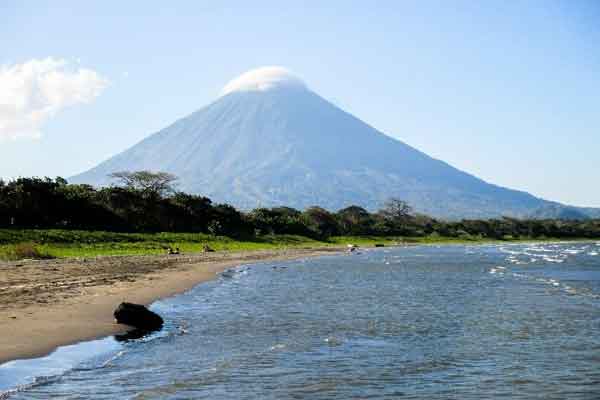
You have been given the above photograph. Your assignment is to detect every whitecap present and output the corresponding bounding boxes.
[564,286,579,295]
[500,247,525,256]
[542,256,564,263]
[324,337,343,346]
[100,350,126,368]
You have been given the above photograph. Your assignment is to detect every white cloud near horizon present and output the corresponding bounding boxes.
[0,58,108,140]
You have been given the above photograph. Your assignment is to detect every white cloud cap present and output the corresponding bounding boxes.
[220,66,306,97]
[0,57,108,140]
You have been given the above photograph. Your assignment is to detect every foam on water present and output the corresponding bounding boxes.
[489,266,506,275]
[269,344,287,351]
[492,242,600,301]
[0,336,121,395]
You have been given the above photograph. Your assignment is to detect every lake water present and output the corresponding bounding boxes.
[2,242,600,399]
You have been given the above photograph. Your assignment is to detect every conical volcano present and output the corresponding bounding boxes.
[71,66,584,219]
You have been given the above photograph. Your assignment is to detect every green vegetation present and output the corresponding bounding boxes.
[1,241,55,261]
[1,173,599,260]
[0,229,383,260]
[0,229,593,261]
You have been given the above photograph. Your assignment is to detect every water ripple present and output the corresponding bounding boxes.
[4,243,600,399]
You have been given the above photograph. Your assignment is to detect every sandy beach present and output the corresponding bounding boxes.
[0,247,343,364]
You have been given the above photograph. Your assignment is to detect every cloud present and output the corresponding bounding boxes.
[220,66,306,97]
[0,57,109,140]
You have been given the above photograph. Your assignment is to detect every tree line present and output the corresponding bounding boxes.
[1,173,599,240]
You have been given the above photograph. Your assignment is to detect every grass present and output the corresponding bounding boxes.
[0,229,330,260]
[0,228,593,261]
[1,242,55,261]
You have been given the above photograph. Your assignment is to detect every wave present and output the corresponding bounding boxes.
[219,265,252,280]
[498,243,596,267]
[269,344,287,351]
[99,349,126,368]
[541,255,565,263]
[489,266,506,275]
[562,249,583,255]
[0,374,63,400]
[489,264,599,301]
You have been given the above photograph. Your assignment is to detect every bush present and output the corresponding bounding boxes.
[7,242,54,260]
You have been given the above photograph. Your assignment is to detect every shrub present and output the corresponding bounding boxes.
[10,242,54,260]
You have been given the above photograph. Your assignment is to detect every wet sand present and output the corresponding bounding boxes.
[0,248,343,364]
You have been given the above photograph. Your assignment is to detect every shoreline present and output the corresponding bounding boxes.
[1,238,596,365]
[0,247,344,365]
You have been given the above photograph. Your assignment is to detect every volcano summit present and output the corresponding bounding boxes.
[71,67,593,219]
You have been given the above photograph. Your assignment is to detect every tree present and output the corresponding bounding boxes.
[336,205,373,235]
[379,198,413,221]
[303,206,339,239]
[210,204,249,237]
[1,174,600,240]
[109,171,178,198]
[374,198,415,235]
[168,192,213,232]
[248,207,308,236]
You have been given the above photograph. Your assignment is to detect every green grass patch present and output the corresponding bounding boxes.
[0,229,591,261]
[0,229,328,260]
[0,242,55,261]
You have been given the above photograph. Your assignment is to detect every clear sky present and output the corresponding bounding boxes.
[1,0,599,207]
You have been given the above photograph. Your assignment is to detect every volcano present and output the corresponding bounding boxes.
[71,67,593,219]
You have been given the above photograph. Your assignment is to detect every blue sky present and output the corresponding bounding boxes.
[1,0,599,207]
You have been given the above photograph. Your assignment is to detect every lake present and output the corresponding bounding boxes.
[2,242,600,399]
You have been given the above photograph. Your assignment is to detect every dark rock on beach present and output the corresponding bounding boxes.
[114,302,163,331]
